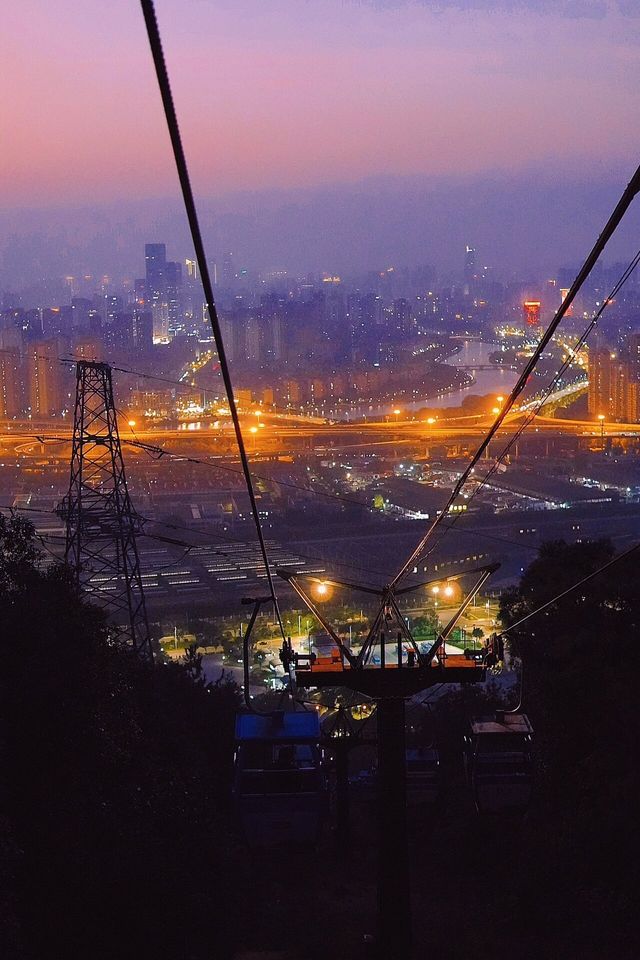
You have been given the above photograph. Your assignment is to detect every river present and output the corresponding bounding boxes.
[343,339,519,419]
[435,339,519,408]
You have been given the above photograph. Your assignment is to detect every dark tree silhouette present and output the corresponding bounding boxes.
[0,517,242,960]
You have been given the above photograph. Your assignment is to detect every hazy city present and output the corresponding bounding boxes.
[2,2,638,960]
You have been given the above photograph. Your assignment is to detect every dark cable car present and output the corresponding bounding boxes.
[349,747,441,806]
[406,746,441,806]
[233,711,326,849]
[465,711,533,815]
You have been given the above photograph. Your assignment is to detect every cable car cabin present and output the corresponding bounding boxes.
[233,712,325,849]
[406,747,441,806]
[349,749,440,806]
[465,712,534,815]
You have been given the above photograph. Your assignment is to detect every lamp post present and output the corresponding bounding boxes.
[598,414,605,452]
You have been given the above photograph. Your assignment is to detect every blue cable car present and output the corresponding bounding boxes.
[465,711,534,815]
[233,711,326,849]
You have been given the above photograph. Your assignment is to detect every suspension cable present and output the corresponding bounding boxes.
[410,246,640,570]
[138,0,285,639]
[390,162,640,589]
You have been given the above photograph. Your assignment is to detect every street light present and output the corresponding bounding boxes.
[314,581,331,601]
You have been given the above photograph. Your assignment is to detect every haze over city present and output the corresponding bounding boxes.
[3,0,640,283]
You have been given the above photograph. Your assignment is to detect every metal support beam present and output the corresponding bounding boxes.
[376,697,410,960]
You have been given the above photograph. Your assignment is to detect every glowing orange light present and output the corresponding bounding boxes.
[314,581,331,600]
[523,300,541,326]
[127,419,136,428]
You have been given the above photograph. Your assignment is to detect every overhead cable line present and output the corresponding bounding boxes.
[134,1,289,637]
[411,246,640,570]
[471,248,640,496]
[390,163,640,590]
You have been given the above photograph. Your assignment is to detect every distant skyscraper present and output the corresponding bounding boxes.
[523,300,541,327]
[133,311,153,357]
[164,260,183,335]
[185,258,198,280]
[145,243,166,296]
[222,252,235,287]
[588,346,611,418]
[0,348,23,417]
[628,333,640,383]
[26,340,61,416]
[464,244,475,270]
[392,298,412,335]
[145,243,168,341]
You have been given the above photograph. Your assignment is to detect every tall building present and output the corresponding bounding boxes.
[523,300,541,327]
[245,314,261,362]
[610,357,629,421]
[145,243,168,341]
[587,342,640,422]
[26,340,62,417]
[463,244,476,296]
[391,298,412,336]
[627,333,640,383]
[165,260,183,336]
[133,311,153,357]
[588,347,611,418]
[222,252,235,288]
[0,349,23,417]
[145,243,166,299]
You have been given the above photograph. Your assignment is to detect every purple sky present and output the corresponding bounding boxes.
[3,0,639,207]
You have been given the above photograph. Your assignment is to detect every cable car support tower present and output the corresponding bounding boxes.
[61,360,152,662]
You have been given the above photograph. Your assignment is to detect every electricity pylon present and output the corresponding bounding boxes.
[61,360,153,661]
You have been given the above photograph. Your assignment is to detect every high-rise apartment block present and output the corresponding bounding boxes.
[588,337,640,423]
[142,243,183,342]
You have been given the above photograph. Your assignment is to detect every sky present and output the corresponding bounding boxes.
[2,0,640,279]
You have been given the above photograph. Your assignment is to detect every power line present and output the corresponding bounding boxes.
[407,247,640,571]
[394,235,640,584]
[389,163,640,589]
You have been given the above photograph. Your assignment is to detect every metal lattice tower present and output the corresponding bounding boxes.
[61,360,153,661]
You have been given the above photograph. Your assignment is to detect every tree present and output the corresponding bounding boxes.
[498,539,639,951]
[0,519,242,960]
